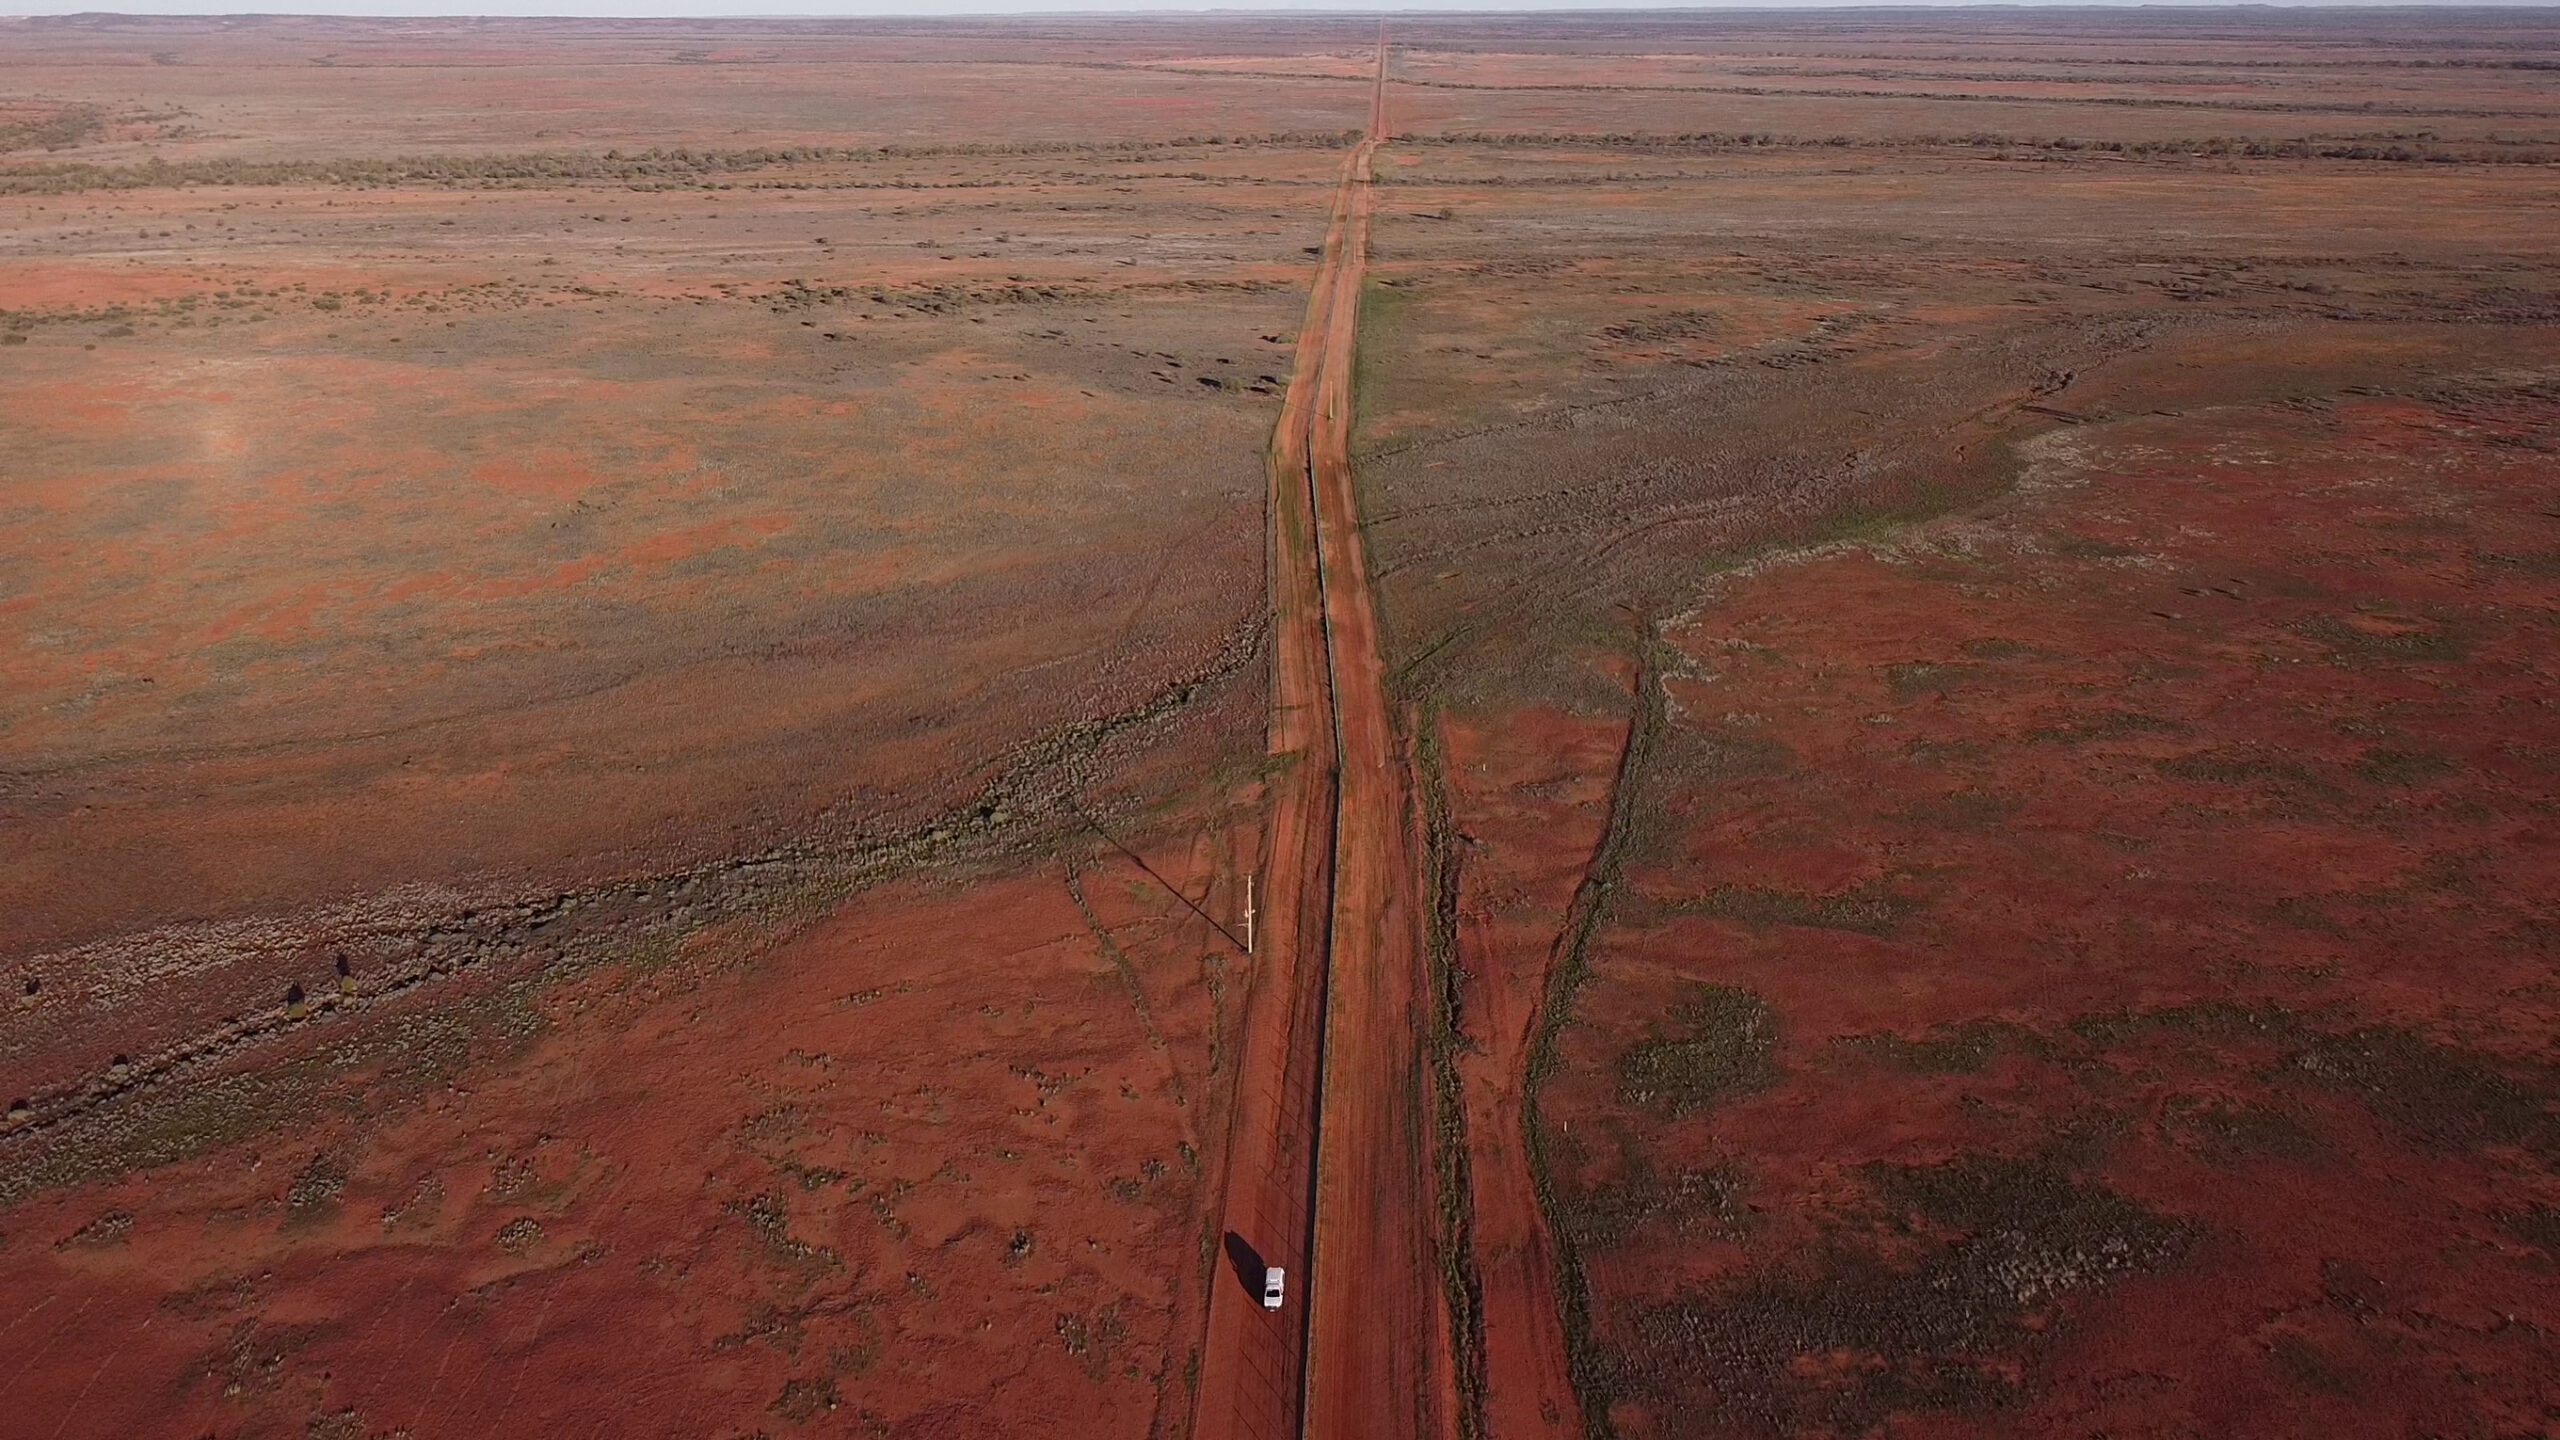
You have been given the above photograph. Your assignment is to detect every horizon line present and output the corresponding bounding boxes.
[14,0,2560,17]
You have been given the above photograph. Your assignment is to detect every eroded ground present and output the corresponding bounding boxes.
[3,9,2557,1439]
[1343,12,2560,1439]
[1533,375,2560,1438]
[2,17,1341,1435]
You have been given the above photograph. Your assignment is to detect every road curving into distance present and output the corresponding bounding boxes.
[1193,29,1454,1440]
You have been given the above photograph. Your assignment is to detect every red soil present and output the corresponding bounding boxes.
[0,832,1250,1438]
[1437,699,1634,1440]
[1545,382,2560,1436]
[1197,34,1452,1440]
[8,14,2558,1438]
[1186,81,1348,1440]
[1302,41,1455,1440]
[3,24,1363,1434]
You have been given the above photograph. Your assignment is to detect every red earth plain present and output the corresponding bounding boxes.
[4,9,2559,1439]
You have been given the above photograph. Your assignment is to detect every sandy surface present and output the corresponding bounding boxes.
[5,11,2558,1438]
[1536,377,2560,1437]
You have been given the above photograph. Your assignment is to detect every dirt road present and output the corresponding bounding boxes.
[1301,36,1455,1440]
[1183,110,1350,1440]
[1193,31,1451,1440]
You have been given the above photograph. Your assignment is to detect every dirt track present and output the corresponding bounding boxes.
[1184,78,1350,1440]
[1193,31,1452,1440]
[1303,34,1455,1440]
[14,11,2557,1437]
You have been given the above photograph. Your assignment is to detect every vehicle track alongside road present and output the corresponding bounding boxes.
[1193,30,1452,1440]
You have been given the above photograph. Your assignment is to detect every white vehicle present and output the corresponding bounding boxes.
[1261,1266,1286,1310]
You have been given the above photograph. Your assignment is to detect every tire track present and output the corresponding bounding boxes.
[1194,26,1455,1440]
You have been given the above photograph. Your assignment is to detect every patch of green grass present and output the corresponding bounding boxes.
[1904,737,1992,765]
[2268,1333,2358,1396]
[0,1054,347,1209]
[1353,272,1416,436]
[52,1208,133,1249]
[1054,1303,1131,1382]
[1684,725,1796,783]
[2058,1002,2557,1158]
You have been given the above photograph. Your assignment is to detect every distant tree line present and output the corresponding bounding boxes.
[0,131,1364,195]
[1401,130,2559,165]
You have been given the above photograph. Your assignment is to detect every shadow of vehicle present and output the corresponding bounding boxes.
[1223,1231,1269,1301]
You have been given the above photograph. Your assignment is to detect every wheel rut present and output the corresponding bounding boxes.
[1192,27,1455,1440]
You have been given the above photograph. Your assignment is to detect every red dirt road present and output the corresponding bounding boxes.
[1185,99,1349,1440]
[1310,30,1454,1434]
[1194,31,1451,1440]
[1303,34,1453,1440]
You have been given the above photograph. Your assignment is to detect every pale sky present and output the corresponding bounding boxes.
[5,0,2525,15]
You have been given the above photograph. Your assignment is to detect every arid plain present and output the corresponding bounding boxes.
[3,9,2558,1438]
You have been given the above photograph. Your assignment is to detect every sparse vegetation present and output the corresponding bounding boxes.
[0,103,104,155]
[1624,1148,2190,1433]
[0,132,1362,195]
[7,9,2559,1435]
[1679,881,1922,937]
[1617,983,1780,1114]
